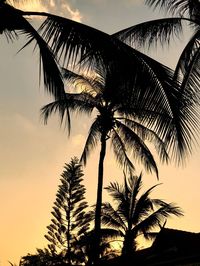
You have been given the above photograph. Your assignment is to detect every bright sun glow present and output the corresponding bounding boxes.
[9,0,48,12]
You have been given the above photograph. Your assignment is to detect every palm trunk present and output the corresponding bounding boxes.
[90,132,107,265]
[122,231,136,258]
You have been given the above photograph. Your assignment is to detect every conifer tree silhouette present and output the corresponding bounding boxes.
[45,157,92,265]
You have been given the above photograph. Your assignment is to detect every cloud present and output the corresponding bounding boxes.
[12,0,83,22]
[49,0,83,22]
[10,0,48,12]
[61,3,83,22]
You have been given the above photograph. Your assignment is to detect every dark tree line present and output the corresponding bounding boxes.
[19,158,182,266]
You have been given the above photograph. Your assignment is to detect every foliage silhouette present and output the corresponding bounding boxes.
[19,248,67,266]
[0,0,65,99]
[101,173,183,258]
[1,0,197,159]
[45,157,92,265]
[41,66,177,264]
[2,1,198,263]
[113,0,200,155]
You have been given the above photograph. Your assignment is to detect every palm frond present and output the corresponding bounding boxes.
[101,202,127,233]
[0,3,65,99]
[39,14,118,69]
[80,118,101,165]
[132,184,161,224]
[128,174,143,224]
[113,18,183,49]
[100,228,124,239]
[110,128,135,173]
[104,182,127,206]
[39,13,182,116]
[123,118,169,164]
[118,47,182,127]
[146,0,200,17]
[62,68,105,96]
[165,93,199,163]
[135,203,183,237]
[179,39,200,102]
[175,30,200,81]
[116,121,159,178]
[41,93,96,130]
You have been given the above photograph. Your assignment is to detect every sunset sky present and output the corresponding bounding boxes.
[1,0,200,265]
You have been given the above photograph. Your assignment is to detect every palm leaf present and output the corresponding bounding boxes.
[62,68,105,96]
[80,118,101,165]
[39,14,118,68]
[132,184,161,225]
[116,121,159,178]
[101,202,127,233]
[110,128,135,172]
[113,18,183,49]
[123,118,169,164]
[135,203,183,237]
[105,181,125,203]
[106,180,131,223]
[99,228,124,239]
[175,30,200,79]
[39,13,182,116]
[0,3,65,99]
[41,93,96,131]
[145,0,200,16]
[127,174,143,225]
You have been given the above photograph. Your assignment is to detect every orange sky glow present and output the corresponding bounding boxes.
[0,1,200,265]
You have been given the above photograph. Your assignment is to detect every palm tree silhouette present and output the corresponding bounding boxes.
[3,1,198,263]
[101,173,183,258]
[2,1,197,150]
[37,7,198,162]
[41,65,180,263]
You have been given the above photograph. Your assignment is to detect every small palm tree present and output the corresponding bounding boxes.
[101,173,183,258]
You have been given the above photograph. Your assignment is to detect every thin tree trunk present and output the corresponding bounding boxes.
[67,188,72,266]
[90,132,107,265]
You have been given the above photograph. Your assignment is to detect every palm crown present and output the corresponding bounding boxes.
[41,67,170,177]
[101,173,183,257]
[1,0,197,161]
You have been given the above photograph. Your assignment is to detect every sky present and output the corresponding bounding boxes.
[0,0,200,265]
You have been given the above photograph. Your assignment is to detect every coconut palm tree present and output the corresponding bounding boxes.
[36,6,199,163]
[2,0,198,150]
[101,173,183,258]
[41,65,180,263]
